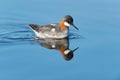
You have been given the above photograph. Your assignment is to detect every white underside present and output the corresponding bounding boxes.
[33,30,68,39]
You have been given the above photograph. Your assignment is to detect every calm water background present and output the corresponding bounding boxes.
[0,0,120,80]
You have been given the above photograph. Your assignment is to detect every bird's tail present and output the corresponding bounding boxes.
[29,24,39,31]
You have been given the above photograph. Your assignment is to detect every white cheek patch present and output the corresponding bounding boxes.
[64,50,71,55]
[64,22,71,26]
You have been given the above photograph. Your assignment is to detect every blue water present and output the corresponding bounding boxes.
[0,0,120,80]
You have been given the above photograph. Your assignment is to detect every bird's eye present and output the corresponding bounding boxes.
[66,20,71,24]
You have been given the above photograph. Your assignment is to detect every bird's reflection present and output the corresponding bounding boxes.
[36,38,79,61]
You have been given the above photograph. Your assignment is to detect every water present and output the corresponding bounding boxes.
[0,0,120,80]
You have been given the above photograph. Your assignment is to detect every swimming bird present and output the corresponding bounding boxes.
[29,15,78,39]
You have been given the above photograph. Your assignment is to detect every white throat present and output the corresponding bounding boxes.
[64,22,71,27]
[64,50,71,55]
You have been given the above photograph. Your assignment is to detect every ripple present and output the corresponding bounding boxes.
[0,23,34,44]
[0,30,35,47]
[0,31,82,43]
[69,32,85,39]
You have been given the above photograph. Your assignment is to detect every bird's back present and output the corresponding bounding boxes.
[29,23,68,39]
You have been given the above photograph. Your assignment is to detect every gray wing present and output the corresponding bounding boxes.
[29,23,60,33]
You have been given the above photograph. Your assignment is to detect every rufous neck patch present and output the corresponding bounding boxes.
[59,19,67,31]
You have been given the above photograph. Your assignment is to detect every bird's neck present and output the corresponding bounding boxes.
[59,19,67,31]
[60,46,67,56]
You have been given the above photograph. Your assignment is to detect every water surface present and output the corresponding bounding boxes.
[0,0,120,80]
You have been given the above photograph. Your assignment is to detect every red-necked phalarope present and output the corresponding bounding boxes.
[29,15,78,39]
